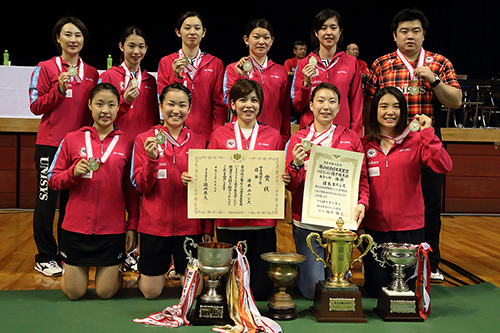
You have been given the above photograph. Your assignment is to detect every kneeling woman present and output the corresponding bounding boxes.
[286,82,369,300]
[131,83,211,299]
[208,79,290,301]
[48,83,139,300]
[361,86,453,297]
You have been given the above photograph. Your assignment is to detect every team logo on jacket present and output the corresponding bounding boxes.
[226,139,236,149]
[366,148,377,158]
[120,81,125,90]
[79,147,86,157]
[425,56,434,63]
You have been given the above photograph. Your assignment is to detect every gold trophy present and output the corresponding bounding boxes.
[306,217,373,323]
[183,238,246,326]
[370,242,424,321]
[261,252,306,320]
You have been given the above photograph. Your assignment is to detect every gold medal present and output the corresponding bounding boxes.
[308,56,318,66]
[180,57,189,68]
[67,66,78,77]
[409,119,421,132]
[301,138,312,152]
[89,158,99,171]
[409,79,419,96]
[242,61,253,72]
[131,78,138,87]
[155,131,166,145]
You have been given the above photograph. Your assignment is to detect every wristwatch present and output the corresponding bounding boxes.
[429,75,441,88]
[290,160,303,171]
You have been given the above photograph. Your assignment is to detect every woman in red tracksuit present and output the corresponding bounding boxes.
[286,82,369,300]
[208,79,289,301]
[361,86,453,297]
[157,11,226,142]
[98,26,160,140]
[131,83,211,299]
[29,17,99,277]
[223,19,291,144]
[48,83,139,300]
[292,8,363,136]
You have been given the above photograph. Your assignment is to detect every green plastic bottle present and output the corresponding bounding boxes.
[3,50,9,66]
[107,54,112,70]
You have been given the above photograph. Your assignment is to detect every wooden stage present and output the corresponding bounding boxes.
[0,210,499,292]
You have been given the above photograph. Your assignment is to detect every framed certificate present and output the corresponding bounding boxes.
[188,149,285,219]
[301,145,364,230]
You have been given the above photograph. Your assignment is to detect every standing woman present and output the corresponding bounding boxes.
[361,87,452,297]
[157,11,226,142]
[98,27,160,140]
[292,9,363,136]
[29,17,99,276]
[131,84,212,300]
[209,79,290,301]
[223,19,291,144]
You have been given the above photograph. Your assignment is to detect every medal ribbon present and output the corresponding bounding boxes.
[133,258,201,327]
[234,121,259,150]
[85,131,119,163]
[379,117,419,144]
[305,123,335,146]
[56,56,84,83]
[248,55,268,74]
[120,62,142,89]
[396,47,426,81]
[413,243,432,319]
[178,49,203,80]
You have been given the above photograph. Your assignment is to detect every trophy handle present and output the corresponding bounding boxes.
[236,240,248,255]
[352,233,374,266]
[183,237,197,259]
[370,242,386,267]
[306,232,327,268]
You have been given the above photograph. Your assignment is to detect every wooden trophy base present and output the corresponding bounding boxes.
[310,281,366,323]
[190,296,233,326]
[373,287,424,322]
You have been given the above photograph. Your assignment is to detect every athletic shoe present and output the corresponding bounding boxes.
[35,260,63,276]
[122,249,139,273]
[430,269,444,282]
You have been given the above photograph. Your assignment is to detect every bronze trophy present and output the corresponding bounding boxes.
[261,252,306,320]
[183,237,246,326]
[370,242,424,321]
[306,218,373,323]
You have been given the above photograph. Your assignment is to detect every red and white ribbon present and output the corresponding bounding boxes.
[178,49,203,81]
[55,56,84,83]
[396,47,426,81]
[120,62,142,89]
[410,242,432,319]
[247,55,268,74]
[132,258,201,327]
[234,121,259,151]
[379,117,418,144]
[305,123,335,147]
[85,131,119,163]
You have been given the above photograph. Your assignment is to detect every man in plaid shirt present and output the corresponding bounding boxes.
[365,8,462,282]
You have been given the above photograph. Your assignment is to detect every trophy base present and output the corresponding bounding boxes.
[310,281,366,323]
[190,296,233,326]
[373,287,424,322]
[267,304,297,321]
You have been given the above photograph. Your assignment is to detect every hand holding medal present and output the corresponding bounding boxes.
[413,114,432,131]
[73,158,91,177]
[58,72,70,94]
[236,57,252,75]
[144,136,159,160]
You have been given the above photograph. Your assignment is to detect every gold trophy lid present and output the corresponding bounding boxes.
[322,217,357,240]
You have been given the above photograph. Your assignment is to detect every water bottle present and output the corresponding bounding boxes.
[3,50,9,66]
[107,54,112,70]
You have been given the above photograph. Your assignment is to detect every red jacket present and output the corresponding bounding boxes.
[131,125,211,237]
[157,51,226,141]
[208,122,284,227]
[48,126,139,235]
[223,59,291,143]
[291,51,363,136]
[361,128,453,232]
[29,57,99,147]
[98,66,160,140]
[285,125,369,222]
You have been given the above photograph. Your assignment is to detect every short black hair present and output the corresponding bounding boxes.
[391,8,429,33]
[293,40,307,49]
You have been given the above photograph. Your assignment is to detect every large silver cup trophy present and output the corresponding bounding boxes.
[183,238,247,325]
[370,242,424,321]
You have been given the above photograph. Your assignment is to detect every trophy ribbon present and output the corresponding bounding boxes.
[178,49,203,80]
[56,56,84,83]
[212,247,281,333]
[121,62,142,89]
[379,117,421,144]
[84,131,119,172]
[414,243,432,319]
[133,258,201,327]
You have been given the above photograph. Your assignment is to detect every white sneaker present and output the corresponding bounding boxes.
[430,269,444,282]
[35,260,63,276]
